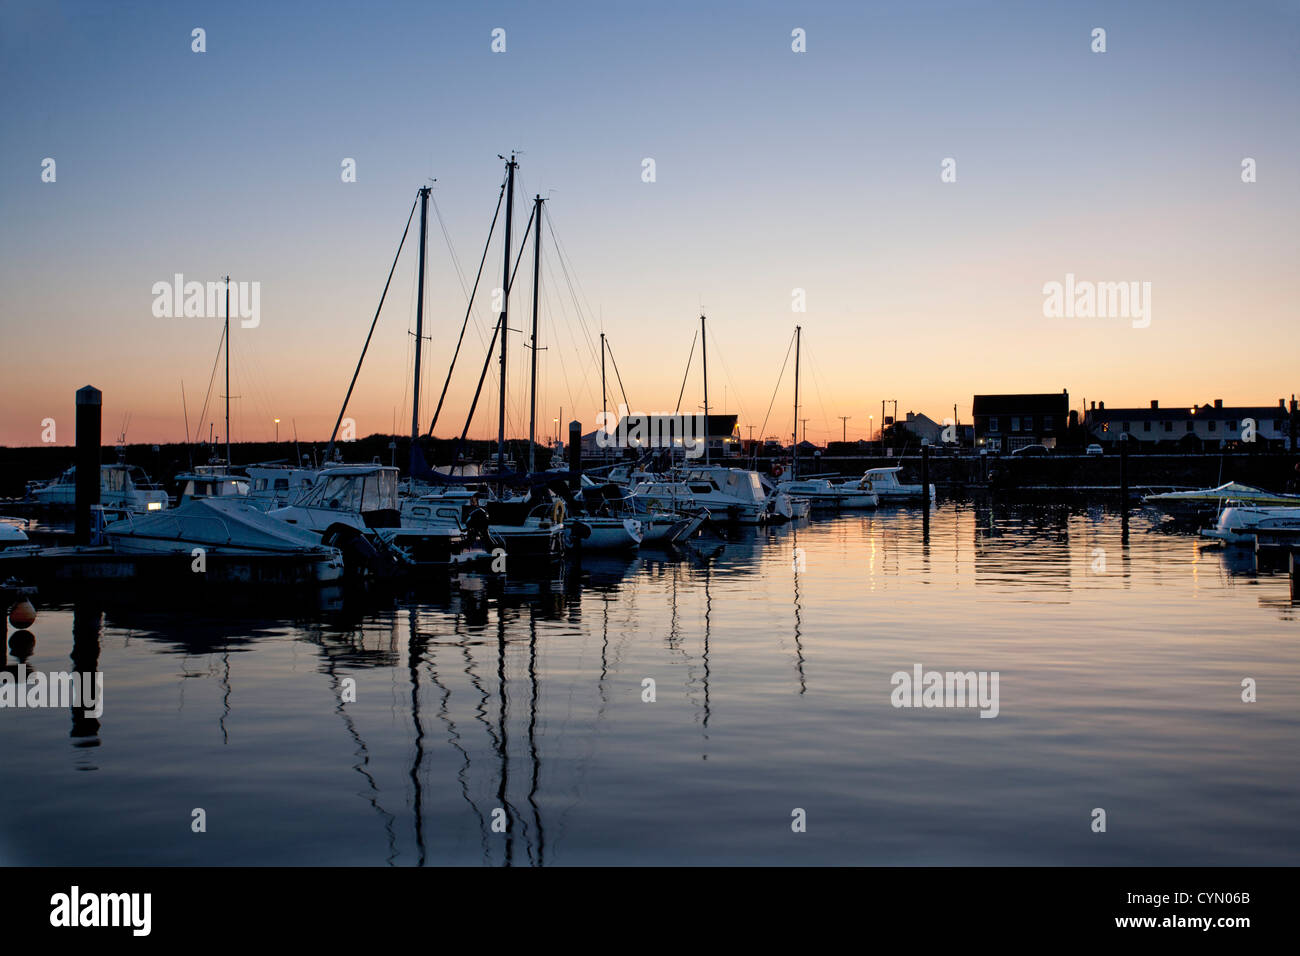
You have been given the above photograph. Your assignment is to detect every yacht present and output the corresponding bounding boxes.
[268,465,485,570]
[777,477,878,510]
[853,466,936,503]
[100,498,344,582]
[1145,482,1300,520]
[1201,504,1300,545]
[29,463,170,512]
[175,466,250,505]
[667,467,772,524]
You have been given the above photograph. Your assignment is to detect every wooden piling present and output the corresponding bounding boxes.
[567,420,581,492]
[921,444,930,511]
[74,386,101,544]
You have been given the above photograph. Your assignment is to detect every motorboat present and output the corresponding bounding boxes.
[244,464,322,510]
[175,466,250,505]
[268,465,485,570]
[0,518,40,557]
[402,484,565,561]
[853,466,935,503]
[28,463,170,512]
[1201,505,1300,545]
[666,467,771,524]
[100,497,344,582]
[1145,482,1300,519]
[777,477,878,510]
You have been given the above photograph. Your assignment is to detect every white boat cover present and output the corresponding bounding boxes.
[104,497,332,554]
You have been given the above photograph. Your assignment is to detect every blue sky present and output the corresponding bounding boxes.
[2,0,1297,445]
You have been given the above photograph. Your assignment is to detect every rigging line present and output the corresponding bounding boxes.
[326,192,420,459]
[426,179,507,437]
[430,192,489,349]
[674,330,698,416]
[489,202,538,446]
[804,344,837,442]
[542,255,596,414]
[543,214,602,369]
[544,208,601,346]
[704,321,751,425]
[676,330,696,416]
[454,316,503,459]
[757,328,798,442]
[604,339,632,412]
[542,275,581,424]
[193,321,226,445]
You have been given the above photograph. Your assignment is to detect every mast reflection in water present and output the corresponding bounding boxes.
[1,503,1298,866]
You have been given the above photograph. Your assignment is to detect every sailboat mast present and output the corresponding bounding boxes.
[411,185,431,475]
[793,324,801,480]
[600,332,607,463]
[224,275,231,469]
[497,155,518,471]
[700,314,709,466]
[528,194,543,473]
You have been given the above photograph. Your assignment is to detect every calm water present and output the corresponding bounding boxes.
[3,502,1298,866]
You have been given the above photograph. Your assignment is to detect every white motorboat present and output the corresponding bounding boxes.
[1201,504,1300,544]
[670,467,771,524]
[854,466,935,503]
[402,484,565,561]
[101,497,344,581]
[268,465,484,569]
[0,518,40,557]
[1145,482,1300,519]
[244,464,322,510]
[567,515,644,550]
[29,463,170,512]
[175,466,250,505]
[777,478,878,510]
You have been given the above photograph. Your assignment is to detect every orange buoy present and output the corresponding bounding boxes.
[8,599,36,629]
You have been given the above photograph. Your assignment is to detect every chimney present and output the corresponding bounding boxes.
[1214,399,1223,409]
[1150,400,1158,409]
[1099,401,1105,410]
[1090,401,1096,410]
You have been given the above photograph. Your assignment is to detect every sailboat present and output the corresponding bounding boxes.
[773,326,876,510]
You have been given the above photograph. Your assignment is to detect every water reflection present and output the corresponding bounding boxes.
[3,502,1298,866]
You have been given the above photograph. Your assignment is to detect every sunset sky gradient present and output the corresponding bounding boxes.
[2,0,1297,448]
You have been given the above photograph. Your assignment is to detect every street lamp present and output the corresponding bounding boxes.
[274,418,280,442]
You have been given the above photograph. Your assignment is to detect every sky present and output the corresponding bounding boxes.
[2,0,1297,448]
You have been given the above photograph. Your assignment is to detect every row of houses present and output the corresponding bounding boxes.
[579,395,1299,459]
[966,391,1297,452]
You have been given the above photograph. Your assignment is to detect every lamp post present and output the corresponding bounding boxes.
[274,418,280,443]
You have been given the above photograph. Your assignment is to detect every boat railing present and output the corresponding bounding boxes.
[105,510,240,543]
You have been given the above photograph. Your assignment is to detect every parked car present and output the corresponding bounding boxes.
[1011,444,1049,457]
[1085,444,1103,456]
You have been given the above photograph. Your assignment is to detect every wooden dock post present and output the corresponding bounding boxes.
[921,444,930,512]
[1292,552,1299,602]
[1119,435,1130,510]
[567,421,581,492]
[74,385,102,544]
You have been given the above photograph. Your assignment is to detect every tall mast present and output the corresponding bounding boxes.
[700,313,709,466]
[497,154,518,471]
[411,185,431,476]
[224,275,231,468]
[528,194,543,473]
[793,324,801,480]
[600,332,607,463]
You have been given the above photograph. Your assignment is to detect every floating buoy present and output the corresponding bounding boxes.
[8,599,36,629]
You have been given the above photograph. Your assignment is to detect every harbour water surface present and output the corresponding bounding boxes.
[3,502,1297,866]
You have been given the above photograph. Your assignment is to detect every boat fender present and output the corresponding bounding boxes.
[771,463,784,478]
[9,599,36,629]
[570,520,592,541]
